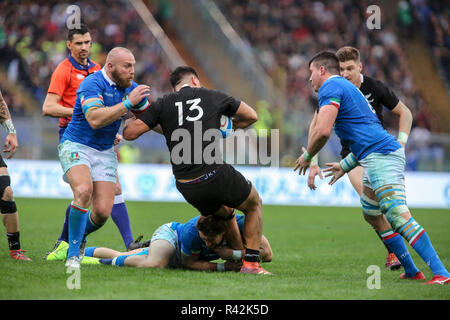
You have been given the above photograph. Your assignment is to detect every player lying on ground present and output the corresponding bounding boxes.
[58,214,272,271]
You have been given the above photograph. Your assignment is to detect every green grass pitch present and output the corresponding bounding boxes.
[0,198,449,300]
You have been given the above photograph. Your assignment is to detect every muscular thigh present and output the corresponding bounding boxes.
[347,166,364,196]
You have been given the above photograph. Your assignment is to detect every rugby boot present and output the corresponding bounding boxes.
[385,252,402,270]
[10,249,32,261]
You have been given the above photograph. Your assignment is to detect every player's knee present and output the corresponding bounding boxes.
[114,181,122,195]
[0,176,16,214]
[73,184,93,206]
[92,206,111,224]
[0,199,17,214]
[375,185,409,231]
[360,193,381,217]
[0,175,12,200]
[1,186,14,201]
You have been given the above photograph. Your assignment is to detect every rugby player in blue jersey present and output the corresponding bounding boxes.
[84,214,272,272]
[59,47,150,269]
[306,46,414,270]
[294,51,449,285]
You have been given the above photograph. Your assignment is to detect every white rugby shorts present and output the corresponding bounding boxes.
[58,140,118,183]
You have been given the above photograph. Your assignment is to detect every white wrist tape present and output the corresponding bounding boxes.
[339,152,359,172]
[310,154,318,166]
[397,132,408,144]
[2,119,16,134]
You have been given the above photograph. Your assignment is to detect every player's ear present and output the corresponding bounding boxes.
[66,40,71,50]
[359,62,362,73]
[192,76,200,87]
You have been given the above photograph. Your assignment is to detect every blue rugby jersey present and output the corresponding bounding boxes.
[61,68,149,151]
[171,214,245,261]
[318,76,401,160]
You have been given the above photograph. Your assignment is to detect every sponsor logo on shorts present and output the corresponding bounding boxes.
[105,173,116,178]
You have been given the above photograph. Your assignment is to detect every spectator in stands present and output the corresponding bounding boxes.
[217,0,436,157]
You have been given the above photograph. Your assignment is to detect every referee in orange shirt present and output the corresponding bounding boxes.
[42,24,137,260]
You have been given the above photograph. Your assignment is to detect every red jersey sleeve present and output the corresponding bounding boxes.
[47,62,70,97]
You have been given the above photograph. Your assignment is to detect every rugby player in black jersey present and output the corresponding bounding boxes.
[123,66,271,275]
[307,46,413,270]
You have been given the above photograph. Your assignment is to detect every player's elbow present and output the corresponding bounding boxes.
[318,128,331,140]
[123,127,138,141]
[42,104,51,117]
[248,109,258,125]
[87,118,103,130]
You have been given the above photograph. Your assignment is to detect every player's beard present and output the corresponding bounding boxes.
[111,69,133,88]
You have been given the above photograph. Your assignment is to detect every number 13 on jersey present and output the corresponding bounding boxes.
[175,98,204,126]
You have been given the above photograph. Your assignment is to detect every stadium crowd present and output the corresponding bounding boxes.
[214,0,445,168]
[0,0,446,170]
[0,0,173,116]
[408,0,450,88]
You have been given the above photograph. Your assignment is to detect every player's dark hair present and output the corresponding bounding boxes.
[308,51,340,75]
[196,215,226,238]
[336,46,361,62]
[67,23,90,42]
[170,66,199,89]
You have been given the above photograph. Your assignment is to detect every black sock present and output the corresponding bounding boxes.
[244,248,260,262]
[6,232,20,250]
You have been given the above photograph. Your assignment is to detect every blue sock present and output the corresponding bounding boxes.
[99,258,113,265]
[67,204,89,259]
[397,218,450,277]
[113,255,128,266]
[100,250,148,266]
[84,211,102,237]
[110,195,134,249]
[381,229,419,277]
[57,204,71,242]
[99,257,126,266]
[84,247,97,257]
[411,231,450,277]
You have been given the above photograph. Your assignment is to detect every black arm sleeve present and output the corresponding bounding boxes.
[376,80,399,110]
[137,99,162,129]
[211,90,241,117]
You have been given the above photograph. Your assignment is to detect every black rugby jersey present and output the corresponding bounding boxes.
[138,86,240,179]
[340,75,399,158]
